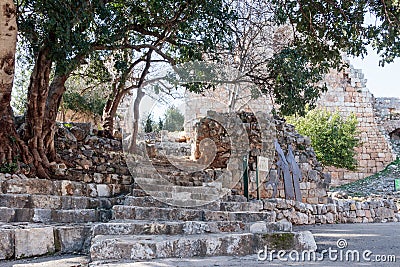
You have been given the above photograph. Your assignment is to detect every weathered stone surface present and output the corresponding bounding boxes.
[93,220,246,236]
[51,209,98,223]
[15,227,55,259]
[90,232,315,262]
[249,221,291,234]
[0,207,15,222]
[0,194,29,208]
[32,209,52,223]
[294,231,317,251]
[3,176,54,195]
[0,230,14,260]
[55,226,91,253]
[113,206,204,221]
[30,195,61,209]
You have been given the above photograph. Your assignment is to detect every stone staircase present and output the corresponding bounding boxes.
[87,156,316,264]
[89,183,316,264]
[0,171,317,264]
[0,173,124,260]
[0,174,122,224]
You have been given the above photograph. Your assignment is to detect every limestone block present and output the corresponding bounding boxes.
[32,209,52,223]
[0,207,15,222]
[55,226,90,253]
[15,227,55,259]
[0,230,14,260]
[294,231,317,251]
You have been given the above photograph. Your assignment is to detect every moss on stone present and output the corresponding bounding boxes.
[262,232,295,250]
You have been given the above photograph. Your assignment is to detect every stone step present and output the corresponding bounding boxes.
[131,188,223,203]
[113,206,203,221]
[123,196,221,210]
[0,207,111,223]
[0,223,93,260]
[112,206,276,223]
[92,220,246,236]
[92,220,292,237]
[132,183,224,195]
[132,189,150,197]
[219,201,263,212]
[0,194,113,210]
[222,195,248,202]
[134,177,171,186]
[0,175,129,197]
[90,231,316,261]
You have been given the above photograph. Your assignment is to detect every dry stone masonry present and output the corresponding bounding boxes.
[374,97,400,155]
[185,63,397,186]
[0,121,398,264]
[319,64,396,185]
[193,111,330,204]
[1,63,399,263]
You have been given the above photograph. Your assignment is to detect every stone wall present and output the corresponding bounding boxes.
[263,197,399,225]
[319,64,395,186]
[184,64,397,186]
[54,123,131,197]
[184,88,273,137]
[374,97,400,155]
[193,111,330,204]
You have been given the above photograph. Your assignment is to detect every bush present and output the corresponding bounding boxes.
[286,109,360,170]
[163,106,184,132]
[62,91,106,117]
[144,114,154,133]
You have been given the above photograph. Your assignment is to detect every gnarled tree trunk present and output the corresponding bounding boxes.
[130,87,145,153]
[43,74,67,161]
[102,87,125,137]
[0,1,31,168]
[24,46,53,178]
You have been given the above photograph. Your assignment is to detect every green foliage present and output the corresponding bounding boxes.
[271,0,400,66]
[61,77,107,117]
[264,47,329,116]
[163,106,184,132]
[158,118,164,132]
[62,91,106,116]
[257,0,400,116]
[144,114,154,133]
[286,109,360,170]
[0,158,19,174]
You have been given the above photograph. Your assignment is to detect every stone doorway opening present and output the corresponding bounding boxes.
[389,128,400,156]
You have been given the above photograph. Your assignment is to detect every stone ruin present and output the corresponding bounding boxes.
[0,115,398,263]
[0,61,399,264]
[318,65,396,185]
[193,111,330,204]
[374,97,400,156]
[185,62,398,186]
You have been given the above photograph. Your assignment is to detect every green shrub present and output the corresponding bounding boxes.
[163,106,184,132]
[144,114,154,133]
[62,91,106,117]
[286,108,360,170]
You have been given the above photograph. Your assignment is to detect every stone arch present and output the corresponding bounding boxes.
[389,128,400,141]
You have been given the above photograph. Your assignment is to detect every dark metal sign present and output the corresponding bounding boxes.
[275,141,295,200]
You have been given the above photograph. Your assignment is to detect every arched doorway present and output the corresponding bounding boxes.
[389,128,400,156]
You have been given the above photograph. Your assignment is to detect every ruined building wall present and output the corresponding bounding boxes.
[184,87,273,136]
[185,64,396,187]
[374,97,400,137]
[374,97,400,155]
[319,65,395,186]
[194,112,330,204]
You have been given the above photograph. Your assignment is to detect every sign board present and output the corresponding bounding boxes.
[257,156,269,172]
[395,179,400,191]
